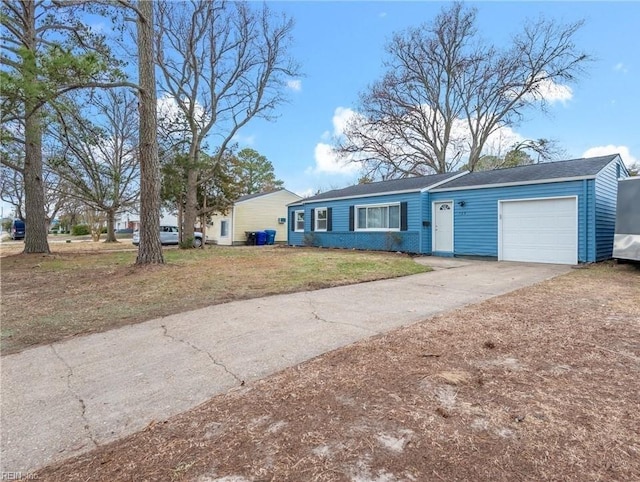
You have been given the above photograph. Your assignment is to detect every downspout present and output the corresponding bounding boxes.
[583,179,588,263]
[419,193,425,253]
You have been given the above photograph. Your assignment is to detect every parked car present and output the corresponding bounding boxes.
[11,219,25,240]
[132,226,204,247]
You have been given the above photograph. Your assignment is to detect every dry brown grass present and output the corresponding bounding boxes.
[0,243,426,355]
[35,262,640,481]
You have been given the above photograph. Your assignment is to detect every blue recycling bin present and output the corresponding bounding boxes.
[264,229,276,245]
[255,230,267,246]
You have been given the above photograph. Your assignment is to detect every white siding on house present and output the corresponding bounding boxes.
[208,190,302,245]
[208,212,233,245]
[232,190,301,244]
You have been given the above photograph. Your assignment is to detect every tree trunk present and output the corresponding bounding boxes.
[135,0,164,264]
[105,209,117,242]
[200,193,207,249]
[181,167,199,248]
[177,199,183,244]
[22,1,50,254]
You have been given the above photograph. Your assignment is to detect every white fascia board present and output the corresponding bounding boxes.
[297,188,424,205]
[428,174,598,193]
[421,171,469,192]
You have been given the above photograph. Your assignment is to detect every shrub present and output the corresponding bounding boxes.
[303,233,317,247]
[71,224,91,236]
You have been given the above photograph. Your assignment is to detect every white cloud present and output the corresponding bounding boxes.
[583,145,638,169]
[614,62,628,73]
[308,107,363,176]
[287,79,302,92]
[157,94,209,133]
[310,143,361,175]
[295,188,315,199]
[378,12,387,18]
[232,133,256,146]
[534,78,573,104]
[483,125,525,157]
[331,107,357,137]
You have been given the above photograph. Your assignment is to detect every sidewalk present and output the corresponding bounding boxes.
[0,258,570,473]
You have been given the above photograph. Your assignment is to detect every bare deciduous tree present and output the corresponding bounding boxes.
[155,0,299,247]
[336,2,589,179]
[48,90,140,242]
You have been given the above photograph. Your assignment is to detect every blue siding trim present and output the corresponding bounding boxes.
[429,180,596,262]
[594,159,626,261]
[288,193,423,252]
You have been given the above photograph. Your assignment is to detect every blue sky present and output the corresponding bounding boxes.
[3,1,637,218]
[232,1,640,197]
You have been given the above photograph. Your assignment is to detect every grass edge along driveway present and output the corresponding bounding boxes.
[0,245,429,355]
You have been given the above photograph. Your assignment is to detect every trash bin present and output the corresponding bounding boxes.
[245,231,257,246]
[264,229,276,245]
[255,230,267,246]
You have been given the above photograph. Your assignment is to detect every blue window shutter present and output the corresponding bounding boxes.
[310,208,315,231]
[290,211,294,231]
[349,206,354,231]
[327,207,333,232]
[400,202,408,231]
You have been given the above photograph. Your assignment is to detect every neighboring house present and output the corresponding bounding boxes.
[209,189,302,245]
[288,155,629,265]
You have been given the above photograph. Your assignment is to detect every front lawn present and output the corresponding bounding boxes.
[0,245,428,354]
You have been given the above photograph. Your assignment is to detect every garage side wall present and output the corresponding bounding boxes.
[595,160,627,261]
[429,180,595,262]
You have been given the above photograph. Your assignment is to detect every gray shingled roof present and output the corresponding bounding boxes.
[432,155,619,190]
[300,171,460,202]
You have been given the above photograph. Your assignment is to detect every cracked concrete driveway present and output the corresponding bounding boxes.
[0,258,570,474]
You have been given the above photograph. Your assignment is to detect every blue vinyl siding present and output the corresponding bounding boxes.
[288,193,423,252]
[289,158,623,262]
[429,180,595,262]
[287,206,305,246]
[594,160,626,261]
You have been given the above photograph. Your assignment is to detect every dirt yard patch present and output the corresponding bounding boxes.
[36,262,640,481]
[0,244,426,354]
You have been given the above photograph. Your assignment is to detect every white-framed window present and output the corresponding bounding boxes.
[220,220,229,237]
[294,210,305,232]
[356,203,400,231]
[315,207,328,231]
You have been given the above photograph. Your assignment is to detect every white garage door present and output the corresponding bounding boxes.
[500,197,577,265]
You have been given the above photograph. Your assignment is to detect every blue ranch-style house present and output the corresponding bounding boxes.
[288,154,629,265]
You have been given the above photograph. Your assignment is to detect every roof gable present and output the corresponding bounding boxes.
[431,155,620,191]
[235,189,301,204]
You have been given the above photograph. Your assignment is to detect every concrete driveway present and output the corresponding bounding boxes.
[1,258,570,474]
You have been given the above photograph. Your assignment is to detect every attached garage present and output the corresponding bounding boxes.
[499,197,577,264]
[427,155,628,264]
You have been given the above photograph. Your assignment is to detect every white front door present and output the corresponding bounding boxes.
[433,201,453,252]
